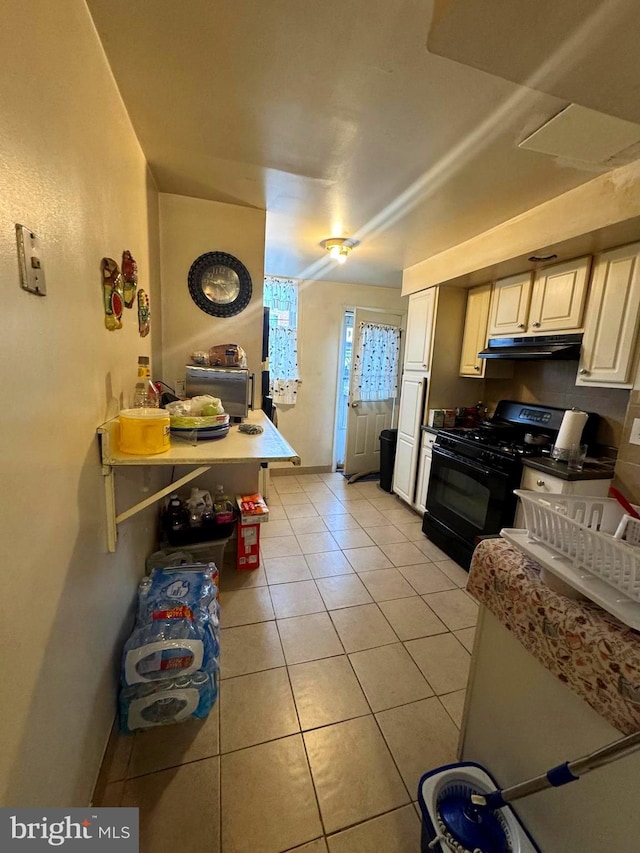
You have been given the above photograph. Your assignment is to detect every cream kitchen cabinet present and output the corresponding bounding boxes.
[414,430,437,514]
[489,257,590,337]
[576,241,640,388]
[392,374,427,504]
[528,256,590,333]
[515,464,612,527]
[488,271,532,336]
[460,283,492,377]
[404,288,436,371]
[393,286,478,507]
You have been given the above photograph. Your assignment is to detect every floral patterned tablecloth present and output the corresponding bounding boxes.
[467,538,640,734]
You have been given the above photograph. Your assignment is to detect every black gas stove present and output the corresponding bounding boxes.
[437,426,553,465]
[422,400,598,568]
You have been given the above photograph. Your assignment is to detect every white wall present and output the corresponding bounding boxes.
[0,1,164,806]
[159,193,266,391]
[158,194,267,499]
[274,280,406,469]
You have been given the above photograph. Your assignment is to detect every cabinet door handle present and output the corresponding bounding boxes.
[579,368,590,375]
[351,402,359,408]
[536,479,545,487]
[518,323,525,329]
[532,321,541,328]
[474,365,481,371]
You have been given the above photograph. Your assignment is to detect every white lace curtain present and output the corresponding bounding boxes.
[264,276,300,405]
[352,322,400,402]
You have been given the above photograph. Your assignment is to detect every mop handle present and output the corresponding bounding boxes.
[472,729,640,810]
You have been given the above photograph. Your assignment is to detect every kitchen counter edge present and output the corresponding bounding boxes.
[522,456,615,481]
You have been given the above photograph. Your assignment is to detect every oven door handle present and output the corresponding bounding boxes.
[433,445,500,480]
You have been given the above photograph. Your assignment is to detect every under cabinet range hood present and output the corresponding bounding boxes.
[478,333,583,360]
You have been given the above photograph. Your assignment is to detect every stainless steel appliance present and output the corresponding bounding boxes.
[478,332,582,360]
[185,365,253,420]
[422,400,598,568]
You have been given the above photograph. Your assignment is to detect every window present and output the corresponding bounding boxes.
[263,276,300,404]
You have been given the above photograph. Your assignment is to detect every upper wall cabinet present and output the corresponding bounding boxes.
[460,283,492,377]
[577,242,640,387]
[488,271,532,336]
[404,288,436,371]
[488,257,590,337]
[528,256,591,333]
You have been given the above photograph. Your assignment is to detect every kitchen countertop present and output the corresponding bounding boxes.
[522,456,615,481]
[421,425,440,435]
[467,537,640,734]
[98,409,301,467]
[462,539,640,851]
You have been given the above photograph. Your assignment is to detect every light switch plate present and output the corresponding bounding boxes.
[630,418,640,446]
[16,223,46,295]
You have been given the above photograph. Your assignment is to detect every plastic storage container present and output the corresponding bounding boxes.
[146,538,230,574]
[515,489,640,601]
[118,408,170,455]
[162,507,237,545]
[379,428,398,493]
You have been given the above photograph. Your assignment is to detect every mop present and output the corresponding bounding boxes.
[418,729,640,853]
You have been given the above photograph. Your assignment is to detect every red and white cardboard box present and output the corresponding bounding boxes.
[237,521,260,571]
[236,493,270,524]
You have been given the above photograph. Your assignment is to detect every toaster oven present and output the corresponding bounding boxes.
[185,365,253,420]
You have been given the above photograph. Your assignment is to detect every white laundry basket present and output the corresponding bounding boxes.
[514,490,640,602]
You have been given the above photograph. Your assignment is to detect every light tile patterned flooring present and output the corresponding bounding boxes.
[95,473,477,852]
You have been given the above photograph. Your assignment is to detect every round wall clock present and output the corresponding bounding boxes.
[187,251,253,318]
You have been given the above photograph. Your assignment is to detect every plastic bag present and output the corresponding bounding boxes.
[119,670,217,733]
[121,565,220,687]
[165,395,224,417]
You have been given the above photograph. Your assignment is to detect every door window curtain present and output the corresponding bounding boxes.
[352,322,400,402]
[264,276,300,405]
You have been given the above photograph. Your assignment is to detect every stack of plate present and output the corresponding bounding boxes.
[169,412,230,441]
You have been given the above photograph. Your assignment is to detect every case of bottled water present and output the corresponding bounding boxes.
[119,564,220,732]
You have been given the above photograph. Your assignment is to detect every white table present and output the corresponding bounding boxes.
[97,410,300,551]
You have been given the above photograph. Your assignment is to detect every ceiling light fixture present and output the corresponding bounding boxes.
[321,237,357,264]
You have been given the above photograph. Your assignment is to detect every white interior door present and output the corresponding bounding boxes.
[344,308,403,477]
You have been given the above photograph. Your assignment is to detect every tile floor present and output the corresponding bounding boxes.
[94,473,477,852]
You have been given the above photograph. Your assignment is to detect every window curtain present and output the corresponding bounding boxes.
[264,276,300,405]
[352,322,400,402]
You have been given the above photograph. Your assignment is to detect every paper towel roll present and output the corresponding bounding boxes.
[554,409,588,452]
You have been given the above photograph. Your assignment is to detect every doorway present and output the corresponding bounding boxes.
[333,307,403,477]
[334,310,354,469]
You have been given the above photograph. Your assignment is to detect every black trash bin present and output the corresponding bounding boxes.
[379,428,398,493]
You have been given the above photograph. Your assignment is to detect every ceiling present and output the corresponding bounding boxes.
[87,0,640,287]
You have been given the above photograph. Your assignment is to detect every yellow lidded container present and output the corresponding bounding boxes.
[118,408,171,455]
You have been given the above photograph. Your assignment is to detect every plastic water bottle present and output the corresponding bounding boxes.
[164,494,190,541]
[133,356,160,407]
[213,484,234,523]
